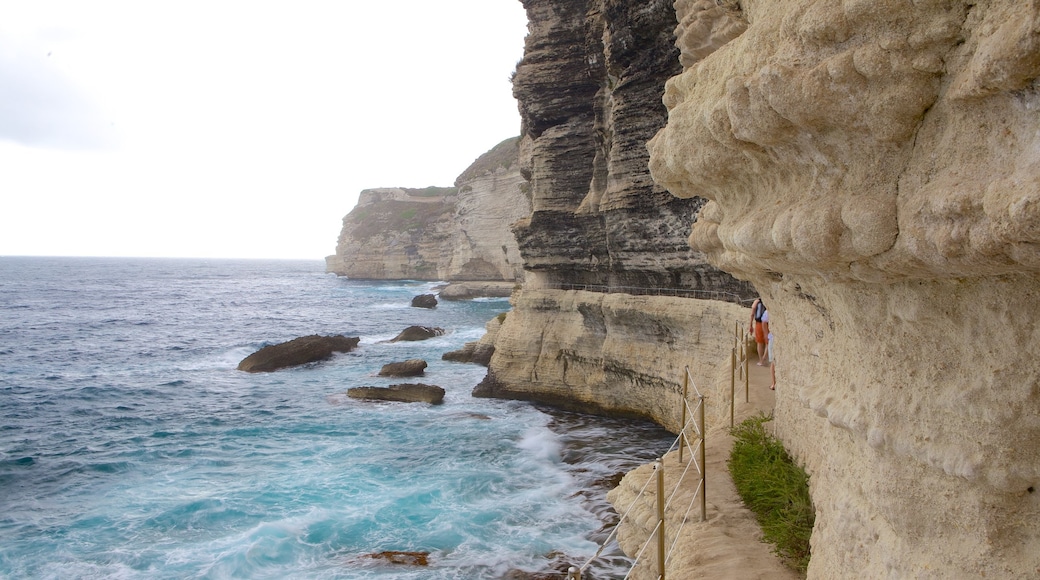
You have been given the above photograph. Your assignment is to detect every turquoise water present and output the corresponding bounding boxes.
[0,257,672,579]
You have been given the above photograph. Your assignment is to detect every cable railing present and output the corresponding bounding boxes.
[567,366,706,580]
[543,282,748,304]
[731,320,751,428]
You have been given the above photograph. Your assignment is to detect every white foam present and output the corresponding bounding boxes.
[516,427,563,464]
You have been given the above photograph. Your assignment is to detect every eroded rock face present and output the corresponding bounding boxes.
[648,1,1040,577]
[477,289,744,430]
[325,187,454,280]
[511,0,752,294]
[326,138,530,281]
[237,335,360,373]
[481,0,754,429]
[442,314,504,366]
[347,383,445,405]
[437,281,515,300]
[446,138,531,281]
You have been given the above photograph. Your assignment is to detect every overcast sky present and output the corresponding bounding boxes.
[0,1,529,259]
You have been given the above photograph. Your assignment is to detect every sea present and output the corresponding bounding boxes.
[0,257,673,580]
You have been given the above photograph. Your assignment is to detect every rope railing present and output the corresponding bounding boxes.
[542,282,749,305]
[568,366,707,580]
[569,313,765,580]
[731,320,750,428]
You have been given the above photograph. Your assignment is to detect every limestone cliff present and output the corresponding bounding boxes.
[647,1,1040,578]
[325,137,529,281]
[477,288,745,431]
[509,0,751,293]
[477,1,754,427]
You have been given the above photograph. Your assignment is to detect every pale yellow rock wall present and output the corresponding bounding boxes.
[446,166,529,281]
[485,288,746,431]
[327,138,527,282]
[648,0,1040,577]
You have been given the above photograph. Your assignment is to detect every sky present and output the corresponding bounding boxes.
[0,1,529,260]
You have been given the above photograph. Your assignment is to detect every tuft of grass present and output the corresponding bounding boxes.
[728,413,814,574]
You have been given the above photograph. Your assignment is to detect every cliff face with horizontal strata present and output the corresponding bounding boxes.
[648,0,1040,577]
[509,0,751,293]
[326,137,529,281]
[476,0,755,432]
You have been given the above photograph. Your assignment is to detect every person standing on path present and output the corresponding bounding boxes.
[763,307,776,389]
[749,298,767,365]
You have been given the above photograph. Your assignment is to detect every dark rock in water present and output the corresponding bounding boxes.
[410,294,438,309]
[442,342,495,366]
[378,359,427,377]
[364,551,430,566]
[237,334,360,373]
[347,383,445,405]
[388,325,445,342]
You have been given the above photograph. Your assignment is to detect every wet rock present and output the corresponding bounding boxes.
[237,335,360,373]
[387,326,445,342]
[364,551,429,566]
[347,383,445,405]
[410,294,438,309]
[442,313,503,366]
[442,343,495,366]
[378,359,427,377]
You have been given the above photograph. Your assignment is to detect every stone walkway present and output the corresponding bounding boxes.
[665,354,800,579]
[612,352,801,580]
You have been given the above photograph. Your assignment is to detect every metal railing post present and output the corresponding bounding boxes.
[567,566,581,579]
[656,460,666,580]
[700,395,707,522]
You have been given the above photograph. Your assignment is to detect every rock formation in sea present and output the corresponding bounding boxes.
[325,137,529,282]
[410,294,438,309]
[642,0,1040,578]
[385,326,445,343]
[378,359,428,378]
[442,313,504,366]
[236,335,360,373]
[347,383,445,405]
[475,0,754,430]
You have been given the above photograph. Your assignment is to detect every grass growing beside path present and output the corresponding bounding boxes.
[729,413,814,574]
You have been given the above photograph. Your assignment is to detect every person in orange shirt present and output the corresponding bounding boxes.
[762,307,775,390]
[748,298,767,365]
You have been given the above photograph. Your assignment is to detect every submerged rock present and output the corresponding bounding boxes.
[347,383,445,405]
[237,335,359,373]
[378,359,427,377]
[387,326,445,342]
[410,294,438,309]
[363,551,430,566]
